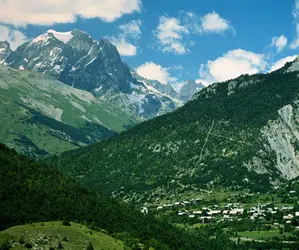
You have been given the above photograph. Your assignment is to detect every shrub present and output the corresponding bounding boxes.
[24,242,32,248]
[62,219,71,226]
[19,236,25,244]
[86,242,94,250]
[58,242,63,249]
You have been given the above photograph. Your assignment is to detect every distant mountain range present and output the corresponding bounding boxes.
[48,57,299,202]
[1,29,203,120]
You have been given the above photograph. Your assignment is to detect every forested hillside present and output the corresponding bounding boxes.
[0,144,237,249]
[49,61,299,202]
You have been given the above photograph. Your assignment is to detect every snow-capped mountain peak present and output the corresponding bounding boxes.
[1,29,201,119]
[47,29,73,43]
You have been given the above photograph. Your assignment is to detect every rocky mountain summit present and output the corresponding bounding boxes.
[2,30,198,120]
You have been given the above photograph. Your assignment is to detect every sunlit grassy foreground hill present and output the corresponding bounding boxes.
[0,222,124,250]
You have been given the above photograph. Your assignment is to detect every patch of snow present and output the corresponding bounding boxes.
[49,47,62,57]
[53,65,62,73]
[127,92,145,114]
[71,44,96,71]
[19,65,24,70]
[29,33,51,45]
[140,80,160,94]
[24,58,28,62]
[49,48,63,67]
[0,48,5,53]
[47,29,73,43]
[85,57,96,67]
[71,65,79,72]
[94,85,103,92]
[130,82,140,89]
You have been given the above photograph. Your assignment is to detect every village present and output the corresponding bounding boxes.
[140,191,299,227]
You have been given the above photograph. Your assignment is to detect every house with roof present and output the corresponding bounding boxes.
[223,215,233,221]
[200,216,213,223]
[192,211,202,215]
[283,214,294,221]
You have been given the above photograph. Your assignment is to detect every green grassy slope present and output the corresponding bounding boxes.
[0,221,124,250]
[48,64,299,201]
[0,65,136,158]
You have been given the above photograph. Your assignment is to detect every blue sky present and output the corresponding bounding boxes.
[0,0,299,89]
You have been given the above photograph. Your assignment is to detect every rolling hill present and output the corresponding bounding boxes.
[0,222,124,250]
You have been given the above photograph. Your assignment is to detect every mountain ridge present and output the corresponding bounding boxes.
[48,57,299,203]
[1,29,195,120]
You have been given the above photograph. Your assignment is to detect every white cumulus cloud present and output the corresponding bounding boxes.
[110,37,137,56]
[201,11,233,34]
[0,25,27,50]
[270,55,298,72]
[291,1,299,49]
[136,62,177,84]
[110,19,142,56]
[0,0,141,26]
[154,16,189,55]
[153,11,234,55]
[271,35,288,53]
[119,19,142,39]
[198,49,267,85]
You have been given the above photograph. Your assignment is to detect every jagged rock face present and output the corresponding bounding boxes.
[3,30,182,120]
[259,104,299,180]
[5,32,72,74]
[0,41,12,62]
[179,80,204,103]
